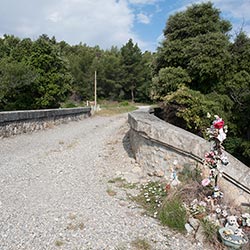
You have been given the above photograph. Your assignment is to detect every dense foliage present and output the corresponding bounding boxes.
[0,36,152,111]
[152,2,250,165]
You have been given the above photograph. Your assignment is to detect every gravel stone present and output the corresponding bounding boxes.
[0,112,211,250]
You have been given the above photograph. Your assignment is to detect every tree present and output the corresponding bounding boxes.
[28,35,72,108]
[153,2,250,165]
[164,1,231,41]
[151,67,191,99]
[155,2,232,93]
[120,39,143,102]
[0,58,37,110]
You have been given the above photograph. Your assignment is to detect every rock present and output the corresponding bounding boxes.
[185,223,194,234]
[188,217,200,231]
[195,225,206,243]
[153,170,164,177]
[132,166,142,173]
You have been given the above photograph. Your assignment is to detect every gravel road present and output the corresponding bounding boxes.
[0,113,209,250]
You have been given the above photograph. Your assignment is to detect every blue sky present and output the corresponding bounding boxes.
[0,0,249,51]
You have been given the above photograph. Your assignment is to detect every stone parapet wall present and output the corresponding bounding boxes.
[0,107,91,138]
[128,110,250,204]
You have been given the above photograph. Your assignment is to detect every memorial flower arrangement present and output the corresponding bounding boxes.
[201,115,229,198]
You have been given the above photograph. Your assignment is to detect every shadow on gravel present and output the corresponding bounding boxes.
[122,130,135,159]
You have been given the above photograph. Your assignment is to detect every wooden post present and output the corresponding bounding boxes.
[94,70,97,110]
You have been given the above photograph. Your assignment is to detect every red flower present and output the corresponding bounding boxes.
[213,120,224,129]
[165,184,171,191]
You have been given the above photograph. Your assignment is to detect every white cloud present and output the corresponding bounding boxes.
[137,13,151,24]
[0,0,147,49]
[47,12,62,23]
[129,0,159,4]
[169,0,250,36]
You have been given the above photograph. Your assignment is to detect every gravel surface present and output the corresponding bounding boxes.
[0,113,210,250]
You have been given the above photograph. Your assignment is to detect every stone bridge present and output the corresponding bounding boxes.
[128,109,250,205]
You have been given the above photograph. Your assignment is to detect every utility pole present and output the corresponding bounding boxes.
[94,70,97,110]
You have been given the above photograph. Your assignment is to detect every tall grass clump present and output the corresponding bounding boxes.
[158,194,186,232]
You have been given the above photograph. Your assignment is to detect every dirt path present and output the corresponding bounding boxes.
[0,113,207,250]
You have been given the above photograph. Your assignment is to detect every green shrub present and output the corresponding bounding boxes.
[200,218,219,243]
[158,195,186,232]
[178,163,202,183]
[119,101,129,106]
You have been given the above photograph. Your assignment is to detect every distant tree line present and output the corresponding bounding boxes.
[0,35,152,111]
[0,1,249,164]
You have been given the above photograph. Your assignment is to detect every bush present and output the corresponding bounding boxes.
[200,219,220,244]
[158,194,186,232]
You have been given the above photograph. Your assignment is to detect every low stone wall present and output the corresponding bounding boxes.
[128,109,250,204]
[0,107,91,138]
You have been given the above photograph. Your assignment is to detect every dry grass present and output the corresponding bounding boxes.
[97,101,138,116]
[131,238,152,250]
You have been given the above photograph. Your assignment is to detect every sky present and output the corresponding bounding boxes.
[0,0,249,51]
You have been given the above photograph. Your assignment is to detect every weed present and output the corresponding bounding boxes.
[115,243,127,250]
[55,240,64,247]
[132,181,167,217]
[200,218,219,243]
[158,194,187,232]
[97,101,137,116]
[108,177,125,184]
[131,238,152,250]
[68,213,76,220]
[178,163,202,183]
[108,177,137,189]
[106,187,117,196]
[119,101,129,106]
[66,221,84,231]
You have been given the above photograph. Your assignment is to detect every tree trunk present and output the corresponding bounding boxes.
[131,88,135,103]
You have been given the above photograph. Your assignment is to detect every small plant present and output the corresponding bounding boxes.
[178,163,202,183]
[119,101,129,106]
[158,194,186,232]
[200,218,219,243]
[131,238,152,250]
[55,240,64,247]
[106,187,117,196]
[108,177,124,184]
[98,101,137,116]
[66,222,84,231]
[108,177,137,189]
[133,181,167,216]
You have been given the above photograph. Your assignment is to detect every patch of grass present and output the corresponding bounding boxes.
[66,222,84,231]
[115,244,127,250]
[61,101,78,108]
[66,140,78,149]
[108,177,137,189]
[158,194,187,233]
[132,181,167,217]
[108,177,125,184]
[55,240,64,247]
[131,238,152,250]
[97,101,137,116]
[178,163,202,183]
[200,218,220,243]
